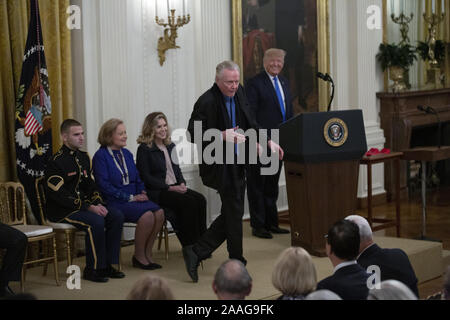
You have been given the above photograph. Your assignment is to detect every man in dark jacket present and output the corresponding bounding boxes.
[45,119,125,283]
[184,61,283,282]
[0,223,27,297]
[245,48,293,239]
[346,215,419,297]
[317,219,370,300]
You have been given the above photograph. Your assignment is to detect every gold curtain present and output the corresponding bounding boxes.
[0,0,72,182]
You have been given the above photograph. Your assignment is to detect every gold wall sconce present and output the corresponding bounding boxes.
[155,0,190,66]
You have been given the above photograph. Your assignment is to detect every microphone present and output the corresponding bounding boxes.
[417,105,441,149]
[317,72,331,82]
[317,72,335,112]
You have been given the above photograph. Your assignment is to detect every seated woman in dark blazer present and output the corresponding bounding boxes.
[93,118,164,270]
[136,112,207,253]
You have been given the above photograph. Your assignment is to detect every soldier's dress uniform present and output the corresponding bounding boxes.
[45,145,124,275]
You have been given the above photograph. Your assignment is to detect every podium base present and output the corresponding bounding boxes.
[292,239,327,257]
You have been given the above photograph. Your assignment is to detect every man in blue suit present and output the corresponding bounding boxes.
[346,215,419,297]
[317,219,370,300]
[245,48,293,239]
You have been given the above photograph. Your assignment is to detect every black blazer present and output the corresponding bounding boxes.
[357,244,419,297]
[187,83,260,192]
[245,71,294,136]
[136,142,185,202]
[317,263,370,300]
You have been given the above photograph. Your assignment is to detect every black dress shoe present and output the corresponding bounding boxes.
[182,245,199,282]
[132,256,162,270]
[101,266,125,279]
[83,268,109,283]
[252,228,273,239]
[269,226,290,234]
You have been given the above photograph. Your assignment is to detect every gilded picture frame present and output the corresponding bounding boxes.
[232,0,330,113]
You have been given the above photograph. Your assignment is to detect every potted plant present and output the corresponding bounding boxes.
[416,40,446,66]
[376,43,417,92]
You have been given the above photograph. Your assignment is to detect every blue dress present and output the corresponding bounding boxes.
[93,147,160,223]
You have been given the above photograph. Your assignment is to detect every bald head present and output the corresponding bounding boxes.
[345,215,374,251]
[213,259,252,300]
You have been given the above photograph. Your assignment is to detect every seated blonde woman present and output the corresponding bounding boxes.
[93,119,164,270]
[136,112,207,255]
[127,274,174,300]
[272,247,317,300]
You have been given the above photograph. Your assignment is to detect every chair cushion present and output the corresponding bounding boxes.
[47,221,76,230]
[13,225,53,237]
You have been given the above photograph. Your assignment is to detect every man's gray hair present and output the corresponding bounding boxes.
[214,259,252,294]
[345,215,373,243]
[306,289,342,300]
[216,60,240,79]
[367,280,418,300]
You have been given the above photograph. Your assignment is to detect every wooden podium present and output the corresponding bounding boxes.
[280,111,367,257]
[402,146,450,240]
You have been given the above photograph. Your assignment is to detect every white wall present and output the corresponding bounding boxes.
[330,0,386,199]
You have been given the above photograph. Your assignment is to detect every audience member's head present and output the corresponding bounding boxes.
[212,259,252,300]
[325,219,360,265]
[306,289,342,300]
[126,275,174,300]
[272,247,317,299]
[443,265,450,300]
[345,215,374,252]
[367,280,417,300]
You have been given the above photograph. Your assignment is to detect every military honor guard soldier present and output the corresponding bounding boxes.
[45,119,125,282]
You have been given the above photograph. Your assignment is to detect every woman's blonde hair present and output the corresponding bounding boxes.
[126,275,175,300]
[272,247,317,297]
[97,118,124,147]
[136,112,171,146]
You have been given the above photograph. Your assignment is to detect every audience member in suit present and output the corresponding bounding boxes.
[184,60,284,282]
[317,219,370,300]
[136,112,207,255]
[367,279,417,300]
[272,247,317,300]
[0,223,27,298]
[306,289,342,300]
[212,259,252,300]
[345,215,419,297]
[127,274,174,300]
[45,119,125,283]
[245,48,293,239]
[92,118,164,270]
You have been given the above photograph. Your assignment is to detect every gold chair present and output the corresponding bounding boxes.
[35,176,78,267]
[157,220,169,260]
[0,182,59,292]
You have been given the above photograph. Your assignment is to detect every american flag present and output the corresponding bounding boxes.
[25,108,43,136]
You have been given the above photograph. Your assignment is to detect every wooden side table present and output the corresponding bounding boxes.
[360,152,403,237]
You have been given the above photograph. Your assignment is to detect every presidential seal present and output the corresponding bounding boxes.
[324,118,348,147]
